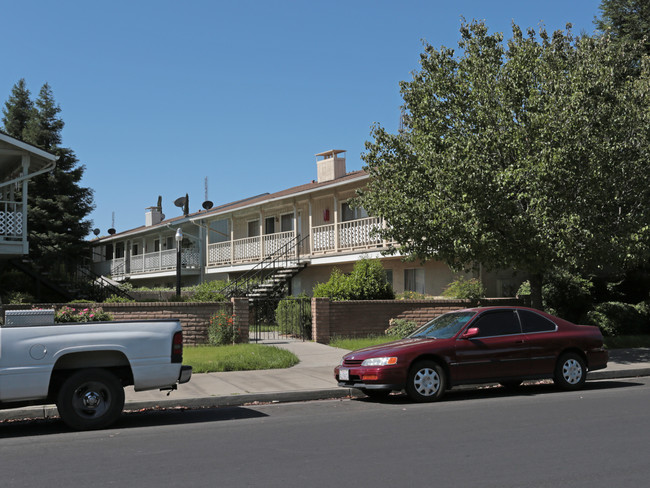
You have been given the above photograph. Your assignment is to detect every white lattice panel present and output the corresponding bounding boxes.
[208,242,232,265]
[0,211,23,237]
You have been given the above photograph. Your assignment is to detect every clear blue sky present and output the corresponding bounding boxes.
[1,0,602,236]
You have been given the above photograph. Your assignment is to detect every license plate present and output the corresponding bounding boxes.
[339,368,349,381]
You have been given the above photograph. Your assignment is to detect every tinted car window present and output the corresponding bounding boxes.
[473,311,521,337]
[519,310,556,333]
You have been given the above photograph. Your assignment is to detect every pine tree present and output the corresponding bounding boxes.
[1,78,33,139]
[2,80,94,277]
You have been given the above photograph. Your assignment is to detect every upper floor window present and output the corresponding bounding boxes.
[265,217,275,235]
[248,219,260,237]
[210,219,230,243]
[342,202,368,222]
[281,213,294,232]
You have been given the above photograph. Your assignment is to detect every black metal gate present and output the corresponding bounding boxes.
[249,296,312,342]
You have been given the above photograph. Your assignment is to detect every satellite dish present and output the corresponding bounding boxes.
[93,228,100,236]
[160,213,165,220]
[108,228,116,235]
[174,197,187,208]
[202,200,213,210]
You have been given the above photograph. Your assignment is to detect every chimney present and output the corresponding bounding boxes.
[145,206,164,226]
[315,150,346,183]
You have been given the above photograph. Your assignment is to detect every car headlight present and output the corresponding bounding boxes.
[361,357,398,366]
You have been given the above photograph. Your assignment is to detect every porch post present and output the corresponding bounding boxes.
[21,154,30,254]
[308,199,313,256]
[333,195,339,252]
[230,216,234,264]
[293,202,298,258]
[259,210,263,260]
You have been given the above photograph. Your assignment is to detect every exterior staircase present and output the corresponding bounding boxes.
[247,261,309,302]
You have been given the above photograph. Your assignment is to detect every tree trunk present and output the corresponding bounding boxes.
[529,273,544,311]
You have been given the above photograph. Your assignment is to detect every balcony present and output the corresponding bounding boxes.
[206,217,386,268]
[0,199,26,256]
[101,249,200,279]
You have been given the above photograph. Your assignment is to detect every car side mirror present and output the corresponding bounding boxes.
[461,327,479,339]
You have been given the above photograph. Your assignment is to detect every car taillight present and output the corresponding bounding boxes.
[172,331,183,363]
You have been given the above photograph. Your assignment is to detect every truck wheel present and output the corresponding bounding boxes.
[56,368,125,430]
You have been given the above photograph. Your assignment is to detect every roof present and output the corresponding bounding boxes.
[91,169,369,242]
[0,131,58,183]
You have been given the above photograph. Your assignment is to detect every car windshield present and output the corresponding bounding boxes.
[407,311,476,339]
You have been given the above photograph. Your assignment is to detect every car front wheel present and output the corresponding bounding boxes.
[56,368,125,430]
[406,360,446,402]
[554,353,587,390]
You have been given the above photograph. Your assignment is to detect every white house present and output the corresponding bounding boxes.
[0,132,57,258]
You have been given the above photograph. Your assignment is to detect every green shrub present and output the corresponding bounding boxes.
[442,276,485,300]
[395,291,426,300]
[191,280,229,302]
[55,306,113,323]
[346,258,394,300]
[586,301,647,336]
[208,309,241,345]
[313,258,394,301]
[385,318,419,337]
[543,270,594,323]
[275,297,312,339]
[516,280,531,297]
[4,291,35,304]
[104,294,135,303]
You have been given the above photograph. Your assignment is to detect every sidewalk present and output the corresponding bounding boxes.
[2,342,650,423]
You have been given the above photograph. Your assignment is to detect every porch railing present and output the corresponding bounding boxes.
[312,216,384,254]
[0,200,24,239]
[208,230,295,267]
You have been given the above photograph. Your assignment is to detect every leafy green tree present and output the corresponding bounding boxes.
[2,81,94,273]
[358,21,650,309]
[595,0,650,56]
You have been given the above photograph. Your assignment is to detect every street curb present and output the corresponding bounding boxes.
[2,369,650,424]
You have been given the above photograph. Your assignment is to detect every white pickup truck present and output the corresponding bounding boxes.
[0,309,192,430]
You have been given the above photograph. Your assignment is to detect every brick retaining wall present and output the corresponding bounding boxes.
[310,297,522,344]
[0,300,248,346]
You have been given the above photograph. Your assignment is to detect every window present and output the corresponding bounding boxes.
[473,311,521,337]
[404,269,425,294]
[519,310,556,333]
[209,219,230,243]
[341,202,368,222]
[132,244,139,256]
[281,213,294,232]
[265,217,275,235]
[248,219,260,237]
[154,239,160,252]
[166,236,174,250]
[385,269,393,287]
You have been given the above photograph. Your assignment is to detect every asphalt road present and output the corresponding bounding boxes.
[2,378,650,488]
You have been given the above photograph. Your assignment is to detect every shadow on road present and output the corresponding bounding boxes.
[355,379,644,405]
[0,405,268,439]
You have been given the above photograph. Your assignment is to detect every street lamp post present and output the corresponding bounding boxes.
[175,228,183,297]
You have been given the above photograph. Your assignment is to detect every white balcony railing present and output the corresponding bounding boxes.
[96,217,388,276]
[0,200,24,240]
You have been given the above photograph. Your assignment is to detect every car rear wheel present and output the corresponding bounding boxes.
[406,360,445,402]
[554,353,587,390]
[56,368,125,430]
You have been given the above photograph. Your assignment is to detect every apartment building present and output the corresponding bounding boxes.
[90,150,520,297]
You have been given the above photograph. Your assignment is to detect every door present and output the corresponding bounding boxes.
[453,310,530,382]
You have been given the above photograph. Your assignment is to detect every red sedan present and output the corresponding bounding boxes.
[334,306,608,402]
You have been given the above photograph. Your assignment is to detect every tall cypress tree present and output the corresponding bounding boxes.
[2,81,94,276]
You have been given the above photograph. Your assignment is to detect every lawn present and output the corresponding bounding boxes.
[184,344,299,373]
